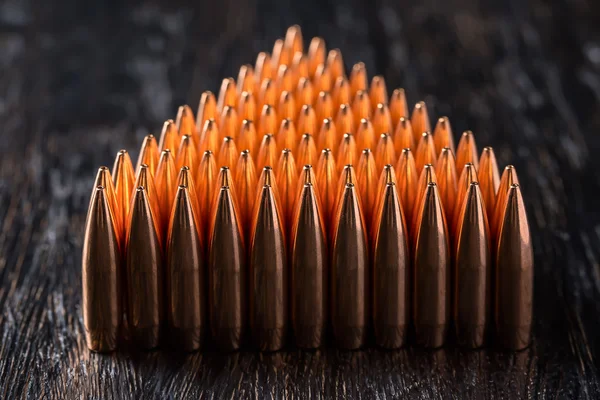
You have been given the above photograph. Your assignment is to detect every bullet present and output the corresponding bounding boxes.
[375,164,397,215]
[373,103,393,137]
[375,133,396,171]
[413,182,450,348]
[158,120,179,156]
[82,186,121,352]
[217,77,237,111]
[478,147,501,220]
[235,150,258,239]
[276,149,299,231]
[352,91,371,129]
[208,185,246,351]
[126,186,164,349]
[314,64,332,100]
[135,135,160,177]
[237,64,255,95]
[259,79,277,113]
[327,49,345,81]
[296,133,318,167]
[135,164,162,244]
[333,165,358,237]
[436,147,458,220]
[218,136,239,171]
[257,134,278,172]
[215,167,236,203]
[279,91,297,123]
[393,117,415,154]
[198,119,220,155]
[454,182,491,348]
[318,118,338,153]
[297,165,319,209]
[271,39,287,69]
[335,104,354,138]
[257,166,283,213]
[492,165,520,241]
[337,133,357,168]
[390,88,409,127]
[456,131,479,172]
[415,132,437,172]
[176,105,196,136]
[196,91,217,136]
[410,101,431,143]
[249,184,288,351]
[395,148,418,227]
[316,148,337,231]
[331,183,369,349]
[453,163,479,241]
[277,65,294,99]
[291,183,328,348]
[372,182,409,349]
[155,150,178,234]
[291,52,308,86]
[356,118,376,152]
[332,76,351,111]
[220,106,239,140]
[238,119,258,156]
[166,185,205,351]
[411,164,437,243]
[255,52,273,91]
[176,166,202,238]
[308,37,326,78]
[285,25,303,59]
[195,151,218,241]
[433,117,455,155]
[112,150,135,244]
[238,91,257,123]
[350,62,367,96]
[315,91,334,124]
[495,184,533,350]
[259,104,278,138]
[296,77,314,112]
[356,149,378,228]
[277,118,297,153]
[370,76,388,109]
[297,104,318,136]
[176,134,198,173]
[91,167,120,243]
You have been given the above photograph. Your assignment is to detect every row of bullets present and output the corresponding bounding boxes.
[82,25,533,353]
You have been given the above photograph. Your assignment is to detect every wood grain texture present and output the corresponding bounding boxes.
[1,0,600,397]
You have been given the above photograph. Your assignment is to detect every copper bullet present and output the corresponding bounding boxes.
[218,136,239,171]
[198,119,220,155]
[177,166,202,238]
[220,105,239,140]
[296,165,319,211]
[433,117,455,155]
[332,76,351,111]
[375,164,397,214]
[333,165,358,236]
[297,104,318,136]
[413,182,450,348]
[454,182,491,348]
[436,147,458,220]
[235,150,258,238]
[411,164,438,243]
[176,105,196,136]
[316,148,337,231]
[308,37,326,78]
[208,185,246,351]
[356,118,376,152]
[372,103,393,137]
[279,91,297,122]
[196,91,217,136]
[356,149,378,228]
[315,91,334,124]
[410,101,431,143]
[255,52,273,91]
[375,133,396,171]
[238,91,257,123]
[327,49,345,81]
[495,184,533,350]
[277,65,294,99]
[271,38,287,69]
[415,132,437,172]
[318,118,338,153]
[395,148,419,227]
[158,120,179,156]
[91,167,120,243]
[372,182,409,349]
[155,150,178,234]
[389,88,409,126]
[331,183,369,349]
[217,77,237,111]
[352,91,371,128]
[291,183,327,348]
[350,62,367,96]
[337,133,357,168]
[456,130,479,172]
[296,133,318,167]
[257,166,283,212]
[277,118,297,153]
[370,76,388,108]
[313,64,332,97]
[492,165,520,241]
[276,149,299,230]
[453,163,479,240]
[135,134,160,177]
[249,184,288,351]
[237,64,255,95]
[126,186,164,349]
[296,77,314,111]
[393,117,415,153]
[135,164,162,243]
[112,150,135,244]
[176,134,198,173]
[166,185,205,351]
[259,79,277,112]
[335,103,354,137]
[285,25,303,63]
[257,133,278,172]
[259,104,278,138]
[291,52,309,85]
[478,147,501,220]
[238,119,258,156]
[215,166,236,202]
[82,186,121,352]
[196,151,218,240]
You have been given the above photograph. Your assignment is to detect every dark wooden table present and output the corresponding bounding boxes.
[1,0,600,398]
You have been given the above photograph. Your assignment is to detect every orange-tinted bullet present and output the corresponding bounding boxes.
[134,164,162,243]
[257,133,278,172]
[176,134,198,173]
[91,167,120,244]
[259,104,278,137]
[158,120,179,156]
[285,25,303,60]
[279,91,297,122]
[456,131,479,172]
[196,151,218,240]
[478,147,501,220]
[375,133,396,171]
[112,150,135,243]
[235,150,258,238]
[333,165,358,233]
[276,64,294,98]
[296,133,318,167]
[352,91,371,128]
[393,117,415,153]
[198,119,220,155]
[492,165,520,241]
[277,118,297,153]
[369,75,388,108]
[291,52,309,85]
[296,77,314,111]
[176,166,202,239]
[316,148,338,230]
[411,164,438,239]
[315,91,334,124]
[220,106,239,140]
[217,77,237,111]
[318,118,337,153]
[337,133,358,167]
[335,104,354,137]
[135,134,160,177]
[389,88,409,126]
[238,91,257,123]
[373,103,393,137]
[155,149,178,234]
[414,132,437,173]
[327,49,345,81]
[453,163,479,241]
[271,38,287,69]
[436,147,458,220]
[255,52,273,91]
[297,104,318,136]
[259,79,277,112]
[313,63,332,94]
[218,136,239,171]
[176,105,196,137]
[196,91,217,136]
[374,164,397,212]
[410,101,431,143]
[350,62,367,96]
[433,117,455,155]
[356,118,376,152]
[332,76,351,111]
[238,119,258,156]
[356,149,378,228]
[237,64,255,95]
[276,149,298,231]
[395,148,418,226]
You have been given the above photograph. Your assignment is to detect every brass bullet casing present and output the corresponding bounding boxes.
[350,62,368,96]
[318,118,338,153]
[436,147,458,221]
[373,103,393,137]
[454,182,491,348]
[176,105,196,136]
[199,119,220,155]
[291,183,328,348]
[135,134,160,177]
[135,164,162,244]
[158,119,179,156]
[277,119,297,153]
[478,147,501,220]
[393,117,415,154]
[332,76,351,111]
[492,165,520,242]
[82,186,121,352]
[331,183,369,349]
[155,150,178,234]
[327,49,345,81]
[276,149,299,231]
[315,91,334,124]
[375,133,396,172]
[220,106,239,141]
[433,117,455,155]
[249,185,288,351]
[456,130,479,172]
[335,104,354,138]
[237,64,255,95]
[352,91,371,128]
[126,187,164,349]
[395,148,419,229]
[369,76,388,109]
[238,119,258,156]
[257,134,278,172]
[112,150,135,245]
[235,150,258,239]
[218,136,239,171]
[296,77,314,113]
[255,52,273,92]
[356,118,376,153]
[410,101,431,143]
[279,91,297,123]
[196,91,217,136]
[217,77,237,111]
[316,148,337,232]
[415,132,437,173]
[297,104,318,136]
[209,185,246,351]
[296,133,318,168]
[356,149,378,229]
[372,182,410,349]
[308,37,326,78]
[166,185,205,351]
[495,184,533,350]
[413,182,451,348]
[390,88,409,126]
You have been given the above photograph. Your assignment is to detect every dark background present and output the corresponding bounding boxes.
[1,0,600,398]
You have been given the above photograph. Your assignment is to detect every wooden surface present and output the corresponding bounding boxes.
[1,0,600,398]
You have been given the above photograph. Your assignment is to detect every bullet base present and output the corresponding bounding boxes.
[495,325,531,351]
[131,326,161,350]
[455,324,487,349]
[213,327,243,352]
[170,327,203,352]
[374,325,407,349]
[294,325,325,349]
[414,324,447,348]
[333,326,367,350]
[253,327,286,352]
[85,329,118,353]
